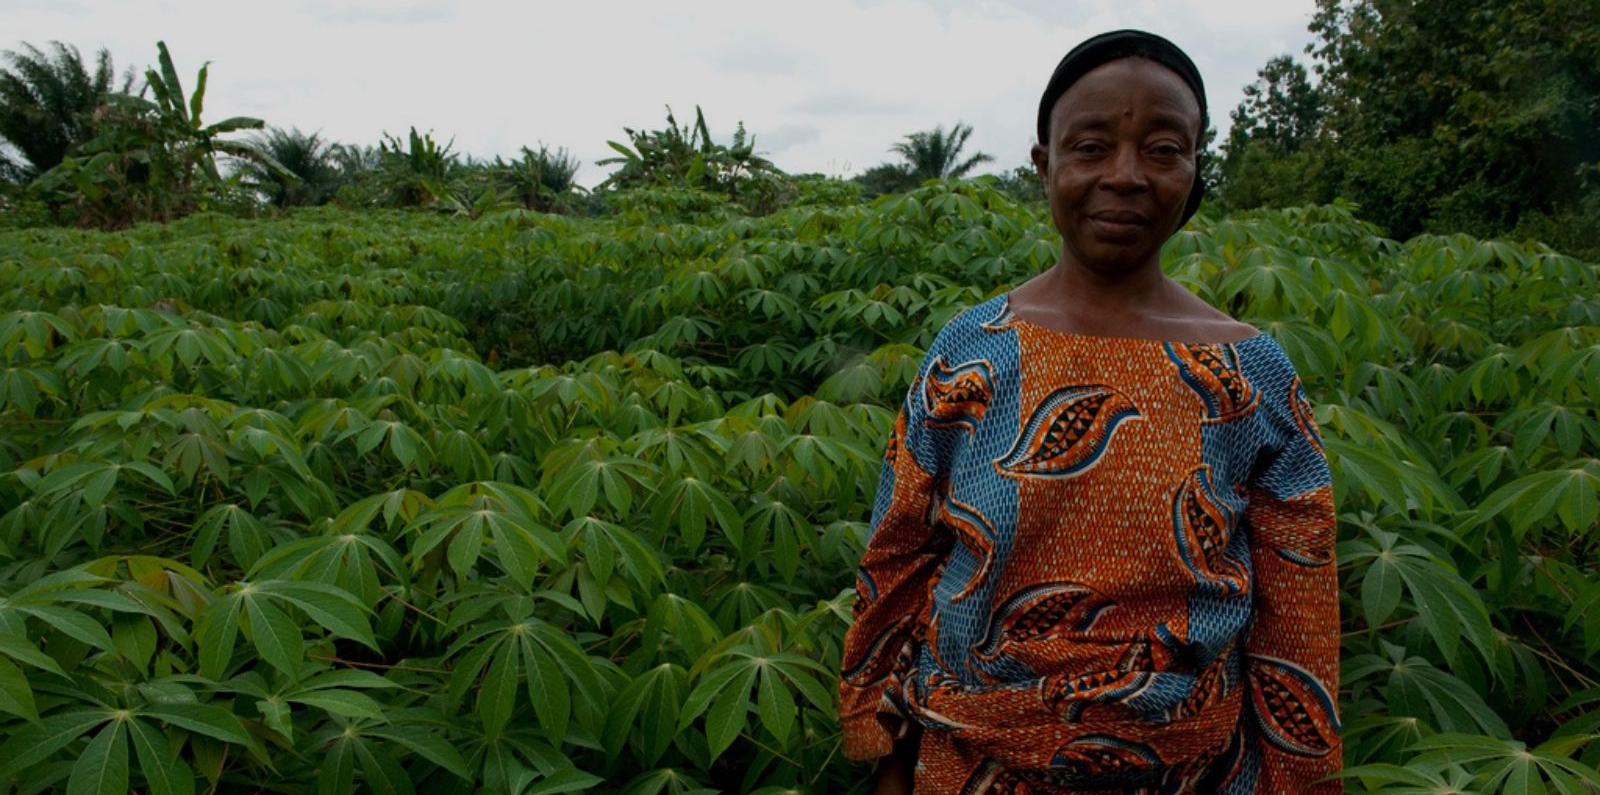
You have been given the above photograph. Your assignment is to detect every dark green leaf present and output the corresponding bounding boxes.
[478,639,519,738]
[243,594,302,678]
[353,738,415,795]
[67,719,127,795]
[127,718,195,795]
[0,709,109,778]
[253,580,377,650]
[518,769,604,795]
[364,725,471,780]
[140,703,256,747]
[0,655,38,722]
[287,690,388,722]
[319,736,356,795]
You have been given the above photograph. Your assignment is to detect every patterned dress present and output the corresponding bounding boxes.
[839,295,1341,794]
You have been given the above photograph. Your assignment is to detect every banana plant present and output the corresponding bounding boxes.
[29,41,287,226]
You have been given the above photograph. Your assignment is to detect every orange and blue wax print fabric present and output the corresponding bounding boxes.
[839,295,1341,794]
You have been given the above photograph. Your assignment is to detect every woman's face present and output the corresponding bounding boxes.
[1031,58,1201,277]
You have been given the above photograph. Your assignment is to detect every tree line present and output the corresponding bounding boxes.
[2,0,1598,256]
[1212,0,1599,257]
[0,39,1016,228]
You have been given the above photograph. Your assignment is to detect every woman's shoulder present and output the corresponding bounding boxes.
[948,293,1011,330]
[1231,325,1295,367]
[1164,284,1259,344]
[1231,330,1317,436]
[922,294,1012,352]
[1185,315,1262,345]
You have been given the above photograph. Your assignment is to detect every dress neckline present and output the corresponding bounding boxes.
[997,293,1265,347]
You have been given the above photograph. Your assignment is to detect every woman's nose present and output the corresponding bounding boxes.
[1100,145,1147,191]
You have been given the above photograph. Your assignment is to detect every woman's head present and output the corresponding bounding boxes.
[1032,31,1208,274]
[1035,30,1208,229]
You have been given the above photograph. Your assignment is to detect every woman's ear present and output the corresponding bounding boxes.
[1030,143,1049,181]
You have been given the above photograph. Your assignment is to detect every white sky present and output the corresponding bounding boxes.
[6,0,1320,188]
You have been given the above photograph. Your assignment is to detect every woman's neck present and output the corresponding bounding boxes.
[1006,260,1255,343]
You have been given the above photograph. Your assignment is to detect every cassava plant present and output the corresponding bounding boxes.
[0,186,1596,794]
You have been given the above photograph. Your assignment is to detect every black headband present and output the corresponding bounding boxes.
[1036,29,1209,222]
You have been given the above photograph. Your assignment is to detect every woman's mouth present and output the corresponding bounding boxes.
[1089,211,1147,237]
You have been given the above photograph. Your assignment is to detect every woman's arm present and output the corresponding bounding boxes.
[1236,375,1343,793]
[838,405,945,762]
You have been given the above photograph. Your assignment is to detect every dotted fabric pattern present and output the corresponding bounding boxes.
[839,294,1341,794]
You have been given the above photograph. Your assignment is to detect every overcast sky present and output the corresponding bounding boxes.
[7,0,1321,187]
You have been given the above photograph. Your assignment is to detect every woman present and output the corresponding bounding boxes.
[838,30,1341,794]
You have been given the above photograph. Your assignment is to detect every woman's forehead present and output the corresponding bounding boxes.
[1049,59,1203,131]
[1035,30,1207,146]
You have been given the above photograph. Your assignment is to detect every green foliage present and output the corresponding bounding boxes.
[886,121,993,182]
[238,127,345,208]
[984,165,1045,205]
[597,106,786,214]
[0,41,121,182]
[854,122,995,198]
[0,191,1597,793]
[373,126,457,208]
[849,163,917,199]
[1219,0,1600,250]
[1215,55,1333,212]
[1227,55,1325,155]
[26,41,281,228]
[491,145,583,213]
[297,138,589,219]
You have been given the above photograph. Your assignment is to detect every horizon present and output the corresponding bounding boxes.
[5,0,1321,188]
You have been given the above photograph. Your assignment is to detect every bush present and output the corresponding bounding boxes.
[0,187,1597,793]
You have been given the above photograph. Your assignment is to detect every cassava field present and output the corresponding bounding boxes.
[1,182,1597,794]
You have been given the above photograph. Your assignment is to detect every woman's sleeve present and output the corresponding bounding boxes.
[1236,373,1343,793]
[837,377,948,761]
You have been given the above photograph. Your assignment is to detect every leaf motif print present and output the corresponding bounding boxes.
[957,760,1034,795]
[980,298,1018,332]
[1206,725,1254,793]
[974,582,1117,660]
[905,669,982,731]
[1289,375,1324,455]
[840,613,917,686]
[1162,655,1231,723]
[1048,734,1165,785]
[1165,342,1260,424]
[1172,466,1250,595]
[934,491,999,602]
[994,385,1140,478]
[884,410,905,466]
[953,758,1030,790]
[1246,656,1341,757]
[1041,669,1153,721]
[1116,636,1155,673]
[923,357,995,433]
[1268,504,1336,569]
[853,566,879,605]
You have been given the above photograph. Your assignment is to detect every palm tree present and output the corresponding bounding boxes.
[492,144,580,211]
[0,42,119,180]
[889,122,994,182]
[239,126,341,207]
